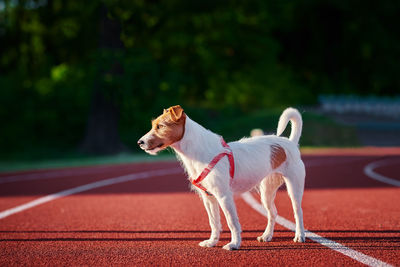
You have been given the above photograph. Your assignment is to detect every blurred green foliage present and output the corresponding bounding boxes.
[0,0,397,158]
[184,108,359,147]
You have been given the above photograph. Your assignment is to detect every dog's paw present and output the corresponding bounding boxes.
[199,239,218,248]
[293,234,306,243]
[257,234,273,242]
[222,242,240,251]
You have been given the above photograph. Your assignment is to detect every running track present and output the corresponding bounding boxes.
[0,148,399,266]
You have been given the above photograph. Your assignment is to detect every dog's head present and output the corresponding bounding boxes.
[137,105,186,155]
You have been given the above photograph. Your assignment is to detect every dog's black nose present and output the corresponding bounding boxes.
[137,139,145,146]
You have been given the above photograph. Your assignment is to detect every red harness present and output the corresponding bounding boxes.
[191,137,235,196]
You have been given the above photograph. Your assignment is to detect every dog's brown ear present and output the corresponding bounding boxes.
[168,105,184,122]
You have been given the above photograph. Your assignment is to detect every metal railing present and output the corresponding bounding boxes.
[319,95,400,118]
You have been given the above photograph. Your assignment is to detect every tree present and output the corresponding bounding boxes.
[80,3,127,154]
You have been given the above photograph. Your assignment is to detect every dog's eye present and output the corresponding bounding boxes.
[156,124,165,130]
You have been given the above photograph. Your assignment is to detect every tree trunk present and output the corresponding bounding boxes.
[80,4,127,155]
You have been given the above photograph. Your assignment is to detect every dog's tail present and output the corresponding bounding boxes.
[276,107,303,144]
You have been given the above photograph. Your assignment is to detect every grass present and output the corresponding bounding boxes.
[0,109,359,172]
[0,152,176,172]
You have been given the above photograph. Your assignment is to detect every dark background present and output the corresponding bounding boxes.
[1,0,399,160]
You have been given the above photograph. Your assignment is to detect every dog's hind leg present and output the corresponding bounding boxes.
[199,193,222,248]
[257,173,284,242]
[283,169,306,242]
[215,192,242,250]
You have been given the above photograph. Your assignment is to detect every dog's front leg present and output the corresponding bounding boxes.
[199,193,222,248]
[216,194,242,250]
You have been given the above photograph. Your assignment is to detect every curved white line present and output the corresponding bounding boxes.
[0,168,182,220]
[241,192,393,267]
[364,159,400,187]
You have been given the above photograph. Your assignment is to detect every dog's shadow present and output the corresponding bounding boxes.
[1,229,399,250]
[240,229,400,251]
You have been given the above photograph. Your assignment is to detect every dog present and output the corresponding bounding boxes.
[138,105,306,250]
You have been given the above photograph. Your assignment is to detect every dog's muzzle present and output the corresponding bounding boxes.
[137,138,164,155]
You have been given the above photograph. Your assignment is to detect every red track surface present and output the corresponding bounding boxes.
[0,148,399,266]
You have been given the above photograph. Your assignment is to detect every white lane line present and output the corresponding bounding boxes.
[364,158,400,187]
[0,168,182,220]
[241,192,393,267]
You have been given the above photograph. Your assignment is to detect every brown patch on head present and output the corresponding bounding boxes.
[270,144,287,169]
[145,105,186,150]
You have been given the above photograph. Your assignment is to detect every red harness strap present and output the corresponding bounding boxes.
[191,137,235,196]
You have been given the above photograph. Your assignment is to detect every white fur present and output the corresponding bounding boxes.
[277,107,303,144]
[167,107,306,250]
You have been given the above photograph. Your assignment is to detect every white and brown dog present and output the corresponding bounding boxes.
[138,105,305,250]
